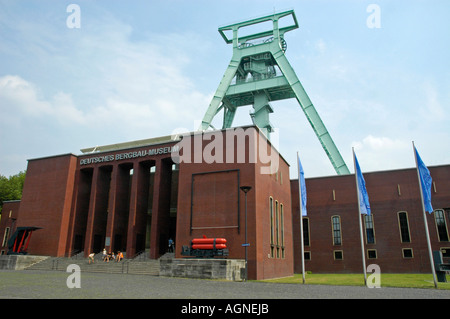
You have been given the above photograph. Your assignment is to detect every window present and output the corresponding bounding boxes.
[441,248,450,258]
[304,251,311,260]
[275,201,279,258]
[367,249,377,259]
[364,214,375,244]
[303,217,310,246]
[334,250,343,260]
[2,227,10,247]
[402,248,413,258]
[275,201,279,243]
[434,209,449,242]
[398,212,411,243]
[269,197,274,258]
[332,215,342,245]
[269,198,285,258]
[280,203,285,258]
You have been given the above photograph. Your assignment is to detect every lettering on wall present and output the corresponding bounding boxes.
[79,145,179,166]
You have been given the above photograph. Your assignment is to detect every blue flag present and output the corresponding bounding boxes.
[297,153,307,216]
[414,146,433,213]
[354,153,371,215]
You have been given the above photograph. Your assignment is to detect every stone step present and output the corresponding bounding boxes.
[25,256,160,276]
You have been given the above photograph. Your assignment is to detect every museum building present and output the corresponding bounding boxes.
[1,126,294,280]
[1,125,449,280]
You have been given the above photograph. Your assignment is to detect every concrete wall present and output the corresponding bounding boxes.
[160,258,245,281]
[0,255,48,270]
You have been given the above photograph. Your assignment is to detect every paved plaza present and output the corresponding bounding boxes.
[1,269,448,318]
[0,269,449,299]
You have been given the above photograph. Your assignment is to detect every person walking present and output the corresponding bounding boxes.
[88,252,95,264]
[168,238,174,253]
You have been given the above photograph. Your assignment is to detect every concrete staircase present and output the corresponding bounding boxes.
[25,252,161,276]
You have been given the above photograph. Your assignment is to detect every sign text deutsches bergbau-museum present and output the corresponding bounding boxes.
[79,145,179,166]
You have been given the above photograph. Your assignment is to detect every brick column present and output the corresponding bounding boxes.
[83,166,99,256]
[108,163,133,254]
[126,161,151,258]
[104,163,119,253]
[149,158,173,259]
[83,166,112,255]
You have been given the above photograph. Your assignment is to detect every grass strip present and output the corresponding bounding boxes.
[261,273,450,290]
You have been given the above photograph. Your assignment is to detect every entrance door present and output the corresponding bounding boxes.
[113,234,123,252]
[93,234,103,253]
[74,235,84,252]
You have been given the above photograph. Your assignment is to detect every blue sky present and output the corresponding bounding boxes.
[0,0,449,178]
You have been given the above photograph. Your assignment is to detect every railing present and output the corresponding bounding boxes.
[66,249,83,259]
[238,36,274,49]
[129,250,148,261]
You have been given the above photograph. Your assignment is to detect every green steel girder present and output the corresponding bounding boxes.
[218,9,299,45]
[198,10,350,175]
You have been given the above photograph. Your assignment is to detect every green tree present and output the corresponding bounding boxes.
[0,171,26,214]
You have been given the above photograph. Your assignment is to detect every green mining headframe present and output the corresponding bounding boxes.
[199,10,350,175]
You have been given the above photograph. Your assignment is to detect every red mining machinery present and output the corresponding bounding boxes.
[181,236,229,258]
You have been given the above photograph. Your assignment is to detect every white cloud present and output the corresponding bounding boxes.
[0,75,52,116]
[68,19,211,137]
[0,75,84,125]
[0,10,213,176]
[352,135,408,152]
[351,135,411,172]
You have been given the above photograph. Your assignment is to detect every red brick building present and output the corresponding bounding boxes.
[0,126,293,280]
[291,166,450,274]
[1,125,449,278]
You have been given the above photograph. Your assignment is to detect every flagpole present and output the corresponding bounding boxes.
[412,141,438,289]
[353,148,367,286]
[297,152,306,284]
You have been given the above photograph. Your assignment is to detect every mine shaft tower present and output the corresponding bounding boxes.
[198,10,350,175]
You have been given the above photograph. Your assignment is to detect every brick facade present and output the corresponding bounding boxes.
[291,166,450,274]
[1,126,449,278]
[0,126,293,280]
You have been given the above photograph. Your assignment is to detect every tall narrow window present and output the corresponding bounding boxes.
[275,201,279,245]
[398,211,411,243]
[303,217,310,246]
[2,227,10,247]
[269,197,274,257]
[332,215,342,245]
[364,214,375,244]
[435,209,449,242]
[275,201,279,258]
[280,204,285,258]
